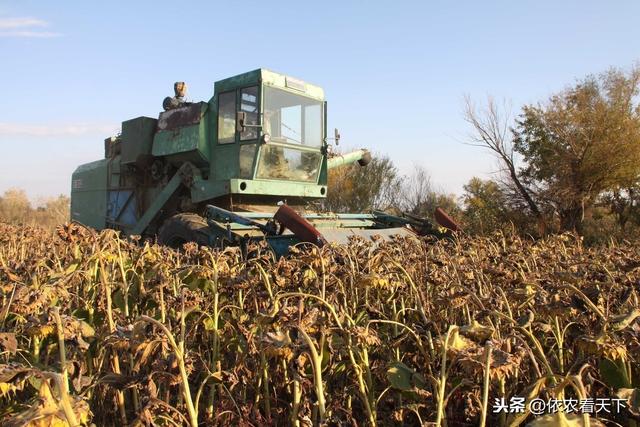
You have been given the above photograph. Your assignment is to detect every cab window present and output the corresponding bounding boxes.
[218,91,236,144]
[240,86,258,141]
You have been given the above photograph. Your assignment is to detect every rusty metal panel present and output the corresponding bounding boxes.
[152,102,209,165]
[434,207,462,232]
[274,205,326,246]
[157,102,204,131]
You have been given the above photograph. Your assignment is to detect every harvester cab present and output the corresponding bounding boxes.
[71,69,455,256]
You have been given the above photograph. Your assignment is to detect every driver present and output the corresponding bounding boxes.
[163,82,191,111]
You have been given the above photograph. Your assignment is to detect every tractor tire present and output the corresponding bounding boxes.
[157,213,210,249]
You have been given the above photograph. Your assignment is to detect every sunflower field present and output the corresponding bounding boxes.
[0,222,639,426]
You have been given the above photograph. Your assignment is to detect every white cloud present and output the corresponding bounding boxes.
[0,122,119,137]
[0,16,61,38]
[0,17,47,29]
[0,30,60,38]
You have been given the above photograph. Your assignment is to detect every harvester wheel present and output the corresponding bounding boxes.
[158,213,210,249]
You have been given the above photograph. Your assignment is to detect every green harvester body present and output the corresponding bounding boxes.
[71,69,444,256]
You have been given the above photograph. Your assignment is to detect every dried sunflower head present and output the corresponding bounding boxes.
[460,320,495,342]
[359,274,392,289]
[457,342,524,381]
[575,334,628,361]
[436,327,479,358]
[436,291,471,309]
[352,326,382,347]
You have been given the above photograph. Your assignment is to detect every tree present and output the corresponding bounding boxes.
[400,165,434,215]
[513,66,640,233]
[0,189,70,229]
[601,185,640,231]
[35,195,70,229]
[0,188,32,224]
[462,177,508,234]
[464,96,546,234]
[400,165,463,223]
[325,153,403,212]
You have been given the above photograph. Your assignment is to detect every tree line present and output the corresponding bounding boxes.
[0,189,69,231]
[326,64,640,243]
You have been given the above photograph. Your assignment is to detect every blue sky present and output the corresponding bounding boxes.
[1,0,639,200]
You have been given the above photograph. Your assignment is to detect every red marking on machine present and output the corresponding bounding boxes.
[274,205,327,246]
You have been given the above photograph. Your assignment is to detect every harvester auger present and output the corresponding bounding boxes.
[71,69,458,256]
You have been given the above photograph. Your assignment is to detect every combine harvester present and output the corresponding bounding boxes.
[71,69,458,256]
